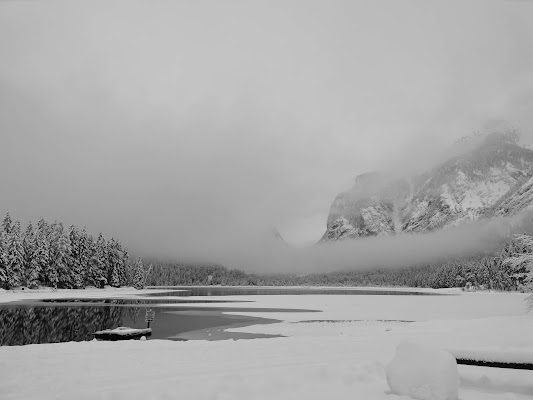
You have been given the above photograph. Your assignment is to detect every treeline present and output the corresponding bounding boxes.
[2,211,532,296]
[145,234,533,292]
[0,213,132,289]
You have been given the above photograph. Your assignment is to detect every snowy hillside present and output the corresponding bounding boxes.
[491,175,533,217]
[322,135,533,241]
[321,172,410,241]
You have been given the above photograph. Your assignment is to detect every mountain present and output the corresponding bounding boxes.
[320,172,410,241]
[490,175,533,217]
[321,133,533,241]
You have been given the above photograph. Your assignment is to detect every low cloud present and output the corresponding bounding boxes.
[162,211,532,274]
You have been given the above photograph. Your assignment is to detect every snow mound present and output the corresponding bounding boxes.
[386,341,458,400]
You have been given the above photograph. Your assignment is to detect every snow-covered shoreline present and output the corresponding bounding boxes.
[0,286,173,304]
[1,288,532,399]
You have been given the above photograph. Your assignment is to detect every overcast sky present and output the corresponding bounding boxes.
[1,1,533,261]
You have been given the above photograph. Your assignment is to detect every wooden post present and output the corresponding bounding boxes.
[145,308,155,330]
[456,359,533,370]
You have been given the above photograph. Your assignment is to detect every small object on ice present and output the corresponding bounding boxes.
[451,348,533,370]
[93,326,152,341]
[140,336,146,341]
[386,341,458,400]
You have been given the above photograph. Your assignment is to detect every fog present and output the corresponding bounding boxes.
[165,210,533,273]
[1,1,533,273]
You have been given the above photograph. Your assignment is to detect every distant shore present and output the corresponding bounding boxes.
[1,284,524,305]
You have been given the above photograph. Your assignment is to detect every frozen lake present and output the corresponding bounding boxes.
[0,287,439,346]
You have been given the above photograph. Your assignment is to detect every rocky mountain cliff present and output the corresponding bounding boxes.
[321,134,533,242]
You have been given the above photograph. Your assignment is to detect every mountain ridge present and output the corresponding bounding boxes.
[321,133,533,242]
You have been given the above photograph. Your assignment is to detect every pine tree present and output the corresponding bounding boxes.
[37,218,55,287]
[119,246,129,286]
[53,223,72,288]
[502,234,533,289]
[35,224,52,288]
[2,212,12,235]
[6,222,24,288]
[77,228,89,287]
[133,257,145,289]
[86,235,104,287]
[95,233,108,287]
[23,222,40,288]
[0,230,8,287]
[107,238,123,287]
[69,226,88,288]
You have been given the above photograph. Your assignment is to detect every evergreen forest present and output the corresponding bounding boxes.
[2,212,532,297]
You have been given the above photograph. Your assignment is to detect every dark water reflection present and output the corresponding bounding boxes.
[0,305,283,346]
[41,298,244,305]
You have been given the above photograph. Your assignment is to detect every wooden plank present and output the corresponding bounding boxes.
[456,358,533,370]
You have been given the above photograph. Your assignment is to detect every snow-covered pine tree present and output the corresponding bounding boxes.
[86,234,104,287]
[77,228,89,287]
[35,218,55,287]
[120,246,130,286]
[69,225,88,288]
[23,222,40,288]
[95,233,108,287]
[502,234,533,309]
[53,223,73,288]
[37,218,47,233]
[2,212,12,235]
[107,238,123,287]
[133,257,145,289]
[0,230,7,288]
[69,225,80,286]
[35,224,52,287]
[502,234,533,288]
[6,221,25,288]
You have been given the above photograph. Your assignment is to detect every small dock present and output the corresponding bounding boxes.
[93,327,152,341]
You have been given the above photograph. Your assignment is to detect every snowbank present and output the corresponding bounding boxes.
[387,342,458,400]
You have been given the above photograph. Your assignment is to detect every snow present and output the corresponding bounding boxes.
[0,289,532,400]
[450,169,511,215]
[93,327,152,336]
[360,205,394,235]
[0,286,174,303]
[505,162,521,175]
[495,176,533,217]
[440,184,457,211]
[386,341,459,400]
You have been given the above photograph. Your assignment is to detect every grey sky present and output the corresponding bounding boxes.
[1,1,533,265]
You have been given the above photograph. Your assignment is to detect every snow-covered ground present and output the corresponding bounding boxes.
[0,286,174,304]
[0,288,532,400]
